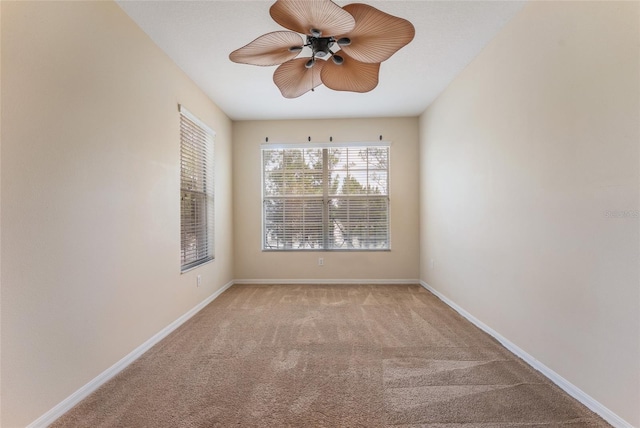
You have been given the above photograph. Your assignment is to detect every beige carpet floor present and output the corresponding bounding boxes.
[52,284,610,427]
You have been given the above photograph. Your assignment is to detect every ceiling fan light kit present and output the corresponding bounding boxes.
[229,0,415,98]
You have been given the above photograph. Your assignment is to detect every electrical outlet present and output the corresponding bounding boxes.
[430,259,435,269]
[318,257,324,266]
[197,275,202,287]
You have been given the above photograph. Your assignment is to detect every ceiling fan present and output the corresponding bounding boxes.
[229,0,415,98]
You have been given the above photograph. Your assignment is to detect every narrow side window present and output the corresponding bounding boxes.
[179,105,215,271]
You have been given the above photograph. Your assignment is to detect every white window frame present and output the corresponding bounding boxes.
[179,105,215,271]
[261,142,390,251]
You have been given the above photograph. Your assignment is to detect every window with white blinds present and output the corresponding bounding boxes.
[262,143,389,250]
[180,105,214,271]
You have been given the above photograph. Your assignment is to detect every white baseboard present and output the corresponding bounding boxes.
[419,280,633,428]
[27,280,234,428]
[234,278,420,285]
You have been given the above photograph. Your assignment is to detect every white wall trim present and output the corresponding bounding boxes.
[419,280,633,428]
[27,280,235,428]
[234,278,420,285]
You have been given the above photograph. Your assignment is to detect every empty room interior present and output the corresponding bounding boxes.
[1,0,639,427]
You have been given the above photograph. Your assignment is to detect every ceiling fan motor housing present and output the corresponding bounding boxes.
[308,36,335,59]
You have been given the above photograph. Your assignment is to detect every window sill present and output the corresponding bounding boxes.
[180,257,214,274]
[261,249,391,252]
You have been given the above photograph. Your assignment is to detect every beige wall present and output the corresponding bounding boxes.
[419,1,639,425]
[233,118,420,281]
[0,2,234,426]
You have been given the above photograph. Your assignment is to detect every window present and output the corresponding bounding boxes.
[262,143,389,250]
[179,105,214,271]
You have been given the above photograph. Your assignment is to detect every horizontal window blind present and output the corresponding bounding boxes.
[262,144,389,251]
[180,106,214,270]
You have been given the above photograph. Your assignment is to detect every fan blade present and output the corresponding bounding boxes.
[229,31,304,66]
[274,58,326,98]
[338,3,415,64]
[270,0,355,37]
[320,52,379,93]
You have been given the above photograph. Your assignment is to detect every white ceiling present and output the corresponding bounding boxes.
[117,0,525,121]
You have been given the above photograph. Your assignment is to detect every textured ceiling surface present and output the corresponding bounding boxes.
[117,1,526,121]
